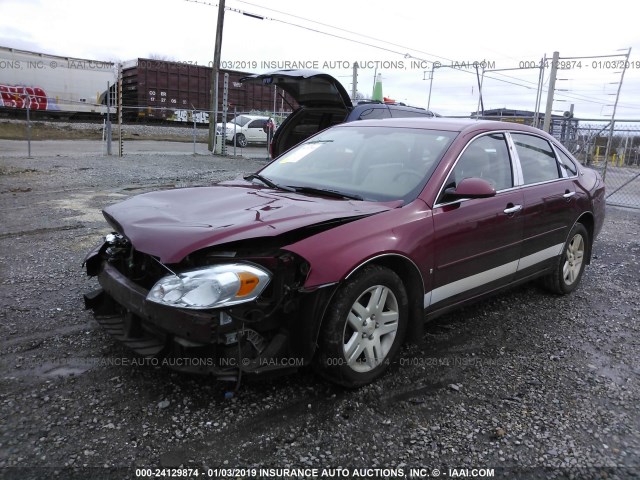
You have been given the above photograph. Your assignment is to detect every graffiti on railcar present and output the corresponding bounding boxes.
[0,85,57,110]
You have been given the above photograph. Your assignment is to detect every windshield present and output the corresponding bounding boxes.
[230,115,253,127]
[258,125,457,203]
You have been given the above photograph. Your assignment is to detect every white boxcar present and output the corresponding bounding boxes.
[0,46,116,115]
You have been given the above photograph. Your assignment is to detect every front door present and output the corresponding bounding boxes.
[430,133,523,309]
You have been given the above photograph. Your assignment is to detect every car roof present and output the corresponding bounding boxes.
[236,114,269,119]
[337,117,554,137]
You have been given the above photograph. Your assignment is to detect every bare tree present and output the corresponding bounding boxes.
[148,53,176,61]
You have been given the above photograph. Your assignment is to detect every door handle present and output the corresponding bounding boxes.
[563,191,576,199]
[503,204,522,214]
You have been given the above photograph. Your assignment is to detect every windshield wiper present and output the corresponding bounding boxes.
[244,173,295,191]
[287,185,363,201]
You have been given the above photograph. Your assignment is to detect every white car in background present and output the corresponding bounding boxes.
[215,114,273,147]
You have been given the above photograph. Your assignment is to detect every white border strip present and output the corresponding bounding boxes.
[424,243,563,308]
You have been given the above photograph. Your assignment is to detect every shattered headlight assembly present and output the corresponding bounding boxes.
[147,264,271,310]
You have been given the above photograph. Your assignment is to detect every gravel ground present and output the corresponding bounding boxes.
[0,143,639,480]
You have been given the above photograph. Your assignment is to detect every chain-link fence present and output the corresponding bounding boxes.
[561,121,640,210]
[207,109,289,158]
[2,111,640,208]
[112,108,290,159]
[0,108,291,159]
[472,115,640,209]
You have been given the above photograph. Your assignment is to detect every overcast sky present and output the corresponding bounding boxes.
[1,0,639,119]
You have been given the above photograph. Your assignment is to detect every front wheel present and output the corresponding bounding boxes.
[315,265,408,387]
[543,223,589,294]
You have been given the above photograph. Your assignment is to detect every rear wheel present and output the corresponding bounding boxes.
[315,265,408,387]
[234,133,247,148]
[543,223,589,294]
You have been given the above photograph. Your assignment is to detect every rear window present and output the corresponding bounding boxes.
[390,108,433,118]
[357,107,391,120]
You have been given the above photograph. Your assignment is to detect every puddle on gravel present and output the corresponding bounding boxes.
[5,356,95,381]
[49,191,127,224]
[42,365,92,378]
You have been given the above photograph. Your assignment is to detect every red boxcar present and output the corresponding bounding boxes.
[121,59,296,122]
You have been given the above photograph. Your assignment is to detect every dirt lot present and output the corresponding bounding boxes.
[0,143,639,480]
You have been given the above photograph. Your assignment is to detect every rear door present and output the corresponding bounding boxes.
[430,132,524,309]
[509,133,578,277]
[247,119,267,142]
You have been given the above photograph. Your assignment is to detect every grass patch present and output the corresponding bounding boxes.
[0,122,102,140]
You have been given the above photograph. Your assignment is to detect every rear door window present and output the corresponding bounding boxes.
[511,133,561,185]
[555,147,579,176]
[249,119,267,129]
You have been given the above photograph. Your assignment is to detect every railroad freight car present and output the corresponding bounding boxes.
[0,46,116,118]
[121,58,296,123]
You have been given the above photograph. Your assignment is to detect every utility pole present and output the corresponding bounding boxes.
[542,51,559,133]
[475,64,484,117]
[533,55,546,129]
[351,62,358,101]
[603,47,632,181]
[426,63,436,112]
[208,0,226,152]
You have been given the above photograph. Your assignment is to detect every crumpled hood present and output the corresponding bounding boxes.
[103,184,393,263]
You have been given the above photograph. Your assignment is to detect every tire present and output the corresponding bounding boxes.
[543,223,589,295]
[315,265,409,387]
[234,133,247,148]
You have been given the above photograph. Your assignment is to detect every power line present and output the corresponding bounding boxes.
[231,0,452,63]
[187,0,547,93]
[186,0,635,114]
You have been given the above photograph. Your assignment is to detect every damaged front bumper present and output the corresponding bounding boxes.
[83,244,332,379]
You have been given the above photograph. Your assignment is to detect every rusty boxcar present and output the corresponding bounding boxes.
[121,58,296,123]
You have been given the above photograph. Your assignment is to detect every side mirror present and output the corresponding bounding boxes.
[444,177,496,199]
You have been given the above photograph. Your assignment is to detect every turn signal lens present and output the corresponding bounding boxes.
[236,272,260,297]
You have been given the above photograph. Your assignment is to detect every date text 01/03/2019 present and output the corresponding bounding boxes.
[519,59,640,69]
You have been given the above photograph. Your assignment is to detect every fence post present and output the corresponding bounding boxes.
[193,110,197,155]
[117,64,123,157]
[602,121,615,182]
[233,106,237,157]
[26,94,32,159]
[106,81,112,155]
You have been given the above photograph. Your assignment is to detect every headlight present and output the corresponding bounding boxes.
[147,264,271,310]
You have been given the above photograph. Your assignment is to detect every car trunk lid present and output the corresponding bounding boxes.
[240,69,352,109]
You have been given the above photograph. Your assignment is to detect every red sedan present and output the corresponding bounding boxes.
[84,118,605,387]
